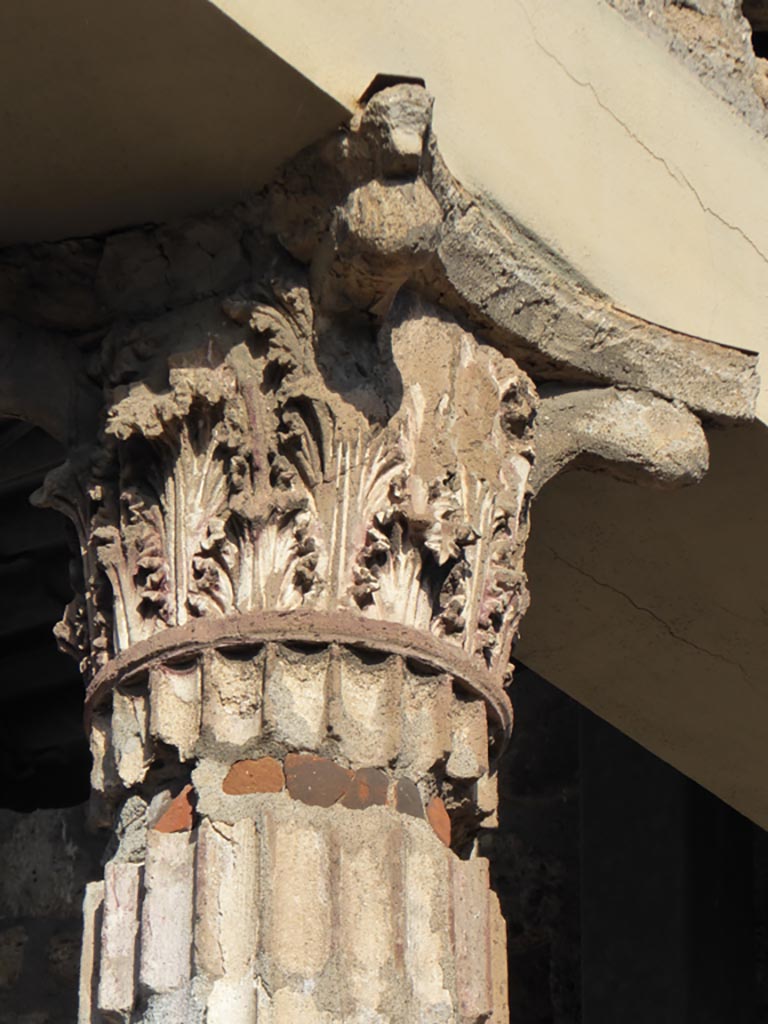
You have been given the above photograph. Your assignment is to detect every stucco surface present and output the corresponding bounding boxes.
[215,0,768,418]
[517,422,768,828]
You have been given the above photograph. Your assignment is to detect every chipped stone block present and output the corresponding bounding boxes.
[334,649,401,766]
[89,711,118,797]
[263,644,328,749]
[97,862,141,1017]
[361,83,434,179]
[451,857,492,1022]
[194,819,259,986]
[399,672,452,777]
[404,827,453,1019]
[140,831,194,996]
[112,688,152,788]
[202,649,263,747]
[476,771,499,827]
[149,662,201,761]
[446,698,489,781]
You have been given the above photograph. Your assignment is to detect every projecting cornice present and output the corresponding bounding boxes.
[0,82,754,467]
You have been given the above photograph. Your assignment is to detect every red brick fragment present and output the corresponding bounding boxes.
[394,778,424,820]
[427,796,452,847]
[222,757,285,795]
[285,753,353,808]
[154,784,195,833]
[341,767,390,810]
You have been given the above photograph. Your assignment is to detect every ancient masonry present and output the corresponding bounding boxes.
[0,85,756,1021]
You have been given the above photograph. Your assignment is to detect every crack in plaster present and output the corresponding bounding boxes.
[515,0,768,268]
[542,543,749,680]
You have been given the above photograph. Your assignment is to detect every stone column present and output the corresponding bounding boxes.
[13,82,719,1024]
[41,272,533,1022]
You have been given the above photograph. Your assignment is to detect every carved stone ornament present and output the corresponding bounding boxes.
[39,283,533,744]
[0,81,755,1023]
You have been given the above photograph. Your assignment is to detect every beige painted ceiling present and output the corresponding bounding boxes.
[0,0,347,245]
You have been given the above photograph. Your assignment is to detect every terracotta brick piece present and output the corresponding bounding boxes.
[285,753,354,808]
[341,767,390,810]
[153,784,195,833]
[426,796,452,847]
[222,757,285,795]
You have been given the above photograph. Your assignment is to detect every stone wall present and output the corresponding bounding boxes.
[0,807,102,1024]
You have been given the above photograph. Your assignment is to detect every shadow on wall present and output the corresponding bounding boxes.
[480,667,582,1024]
[517,420,768,830]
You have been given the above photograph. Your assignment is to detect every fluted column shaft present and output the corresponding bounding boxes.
[79,643,508,1022]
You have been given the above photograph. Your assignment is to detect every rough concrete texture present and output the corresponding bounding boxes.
[607,0,768,136]
[530,386,710,492]
[0,806,102,1024]
[425,198,758,424]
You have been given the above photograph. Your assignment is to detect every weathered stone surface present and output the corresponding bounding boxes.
[222,757,285,795]
[268,815,332,977]
[195,819,258,1024]
[607,0,768,138]
[446,699,490,782]
[149,661,201,761]
[139,831,194,996]
[111,688,152,789]
[202,648,263,747]
[429,201,758,424]
[97,862,140,1016]
[531,385,710,492]
[451,857,493,1021]
[285,753,353,808]
[334,649,402,767]
[489,889,510,1024]
[404,826,454,1018]
[361,82,434,178]
[398,673,453,777]
[338,834,395,1015]
[263,646,330,751]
